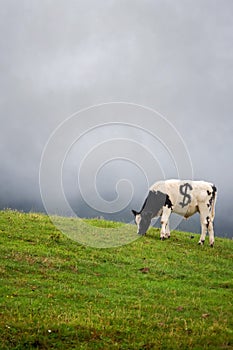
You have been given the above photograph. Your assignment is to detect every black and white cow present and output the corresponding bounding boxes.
[132,179,217,246]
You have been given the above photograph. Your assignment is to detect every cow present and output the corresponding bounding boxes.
[132,179,217,247]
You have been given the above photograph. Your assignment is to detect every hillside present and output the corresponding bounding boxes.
[0,210,233,350]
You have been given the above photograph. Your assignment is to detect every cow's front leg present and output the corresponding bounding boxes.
[160,207,171,240]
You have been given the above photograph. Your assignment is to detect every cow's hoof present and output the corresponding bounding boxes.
[160,237,165,241]
[198,240,205,245]
[210,243,214,248]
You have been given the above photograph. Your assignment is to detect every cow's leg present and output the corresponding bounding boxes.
[208,219,215,247]
[165,219,170,238]
[198,204,215,247]
[199,217,207,245]
[160,207,171,240]
[208,200,216,247]
[198,204,210,245]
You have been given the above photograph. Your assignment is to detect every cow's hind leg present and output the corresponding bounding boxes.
[199,218,207,245]
[208,198,216,247]
[199,216,214,247]
[198,204,208,245]
[208,219,214,247]
[165,219,170,238]
[198,204,215,246]
[198,203,215,247]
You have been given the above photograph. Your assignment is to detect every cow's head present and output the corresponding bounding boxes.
[132,190,168,235]
[132,210,152,235]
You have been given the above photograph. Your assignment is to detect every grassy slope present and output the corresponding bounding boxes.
[0,210,233,350]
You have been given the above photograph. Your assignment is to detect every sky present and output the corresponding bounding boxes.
[0,0,233,238]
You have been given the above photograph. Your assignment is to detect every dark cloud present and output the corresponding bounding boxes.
[0,0,232,238]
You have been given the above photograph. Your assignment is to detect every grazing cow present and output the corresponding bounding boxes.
[132,179,217,247]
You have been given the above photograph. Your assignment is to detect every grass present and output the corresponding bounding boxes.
[0,209,233,349]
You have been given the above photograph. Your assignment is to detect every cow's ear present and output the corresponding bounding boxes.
[132,210,139,217]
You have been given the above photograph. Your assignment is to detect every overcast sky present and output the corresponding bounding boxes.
[0,0,233,238]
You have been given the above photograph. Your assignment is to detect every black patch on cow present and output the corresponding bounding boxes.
[132,210,139,217]
[212,185,217,198]
[140,190,167,217]
[137,211,152,235]
[207,184,217,210]
[206,216,210,228]
[165,194,173,209]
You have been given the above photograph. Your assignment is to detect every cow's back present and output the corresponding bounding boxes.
[149,179,216,218]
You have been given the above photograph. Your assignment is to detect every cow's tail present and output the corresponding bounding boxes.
[211,185,217,219]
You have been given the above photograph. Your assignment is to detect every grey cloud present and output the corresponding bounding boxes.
[0,0,233,238]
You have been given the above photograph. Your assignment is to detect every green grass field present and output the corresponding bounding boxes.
[0,209,232,349]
